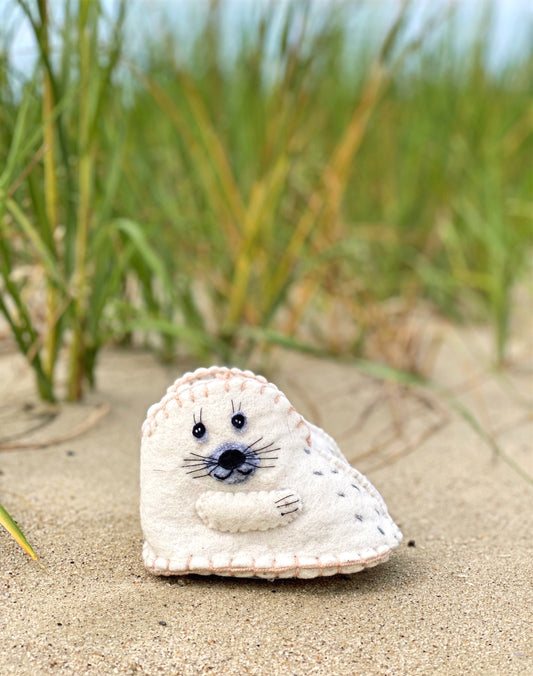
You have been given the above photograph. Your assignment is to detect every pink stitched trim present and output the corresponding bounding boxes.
[295,417,312,446]
[294,555,300,576]
[148,550,390,577]
[168,366,267,394]
[204,384,209,398]
[141,366,311,440]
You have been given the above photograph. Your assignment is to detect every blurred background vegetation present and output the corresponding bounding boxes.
[0,0,532,402]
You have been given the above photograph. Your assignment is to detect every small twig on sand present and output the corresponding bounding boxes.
[0,403,110,451]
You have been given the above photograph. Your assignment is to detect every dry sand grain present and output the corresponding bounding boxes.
[1,321,532,675]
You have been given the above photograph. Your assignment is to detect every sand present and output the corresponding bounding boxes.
[1,319,532,675]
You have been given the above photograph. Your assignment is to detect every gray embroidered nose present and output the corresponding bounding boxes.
[208,442,260,484]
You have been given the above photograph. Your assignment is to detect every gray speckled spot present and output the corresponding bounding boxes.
[337,492,346,497]
[313,470,324,476]
[355,514,363,522]
[303,448,311,455]
[377,526,385,535]
[351,484,360,491]
[331,468,339,474]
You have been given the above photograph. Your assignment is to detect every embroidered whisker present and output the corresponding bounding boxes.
[240,459,258,467]
[188,452,210,460]
[182,465,215,473]
[253,442,277,453]
[182,458,218,468]
[245,436,264,450]
[254,450,280,458]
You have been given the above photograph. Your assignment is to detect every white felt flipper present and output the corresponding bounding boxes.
[196,489,302,533]
[140,366,402,579]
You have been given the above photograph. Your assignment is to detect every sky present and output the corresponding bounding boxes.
[1,0,532,76]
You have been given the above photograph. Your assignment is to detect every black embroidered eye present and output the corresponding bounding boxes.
[192,422,206,439]
[231,413,246,430]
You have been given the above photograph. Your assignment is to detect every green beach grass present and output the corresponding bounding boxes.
[0,0,531,402]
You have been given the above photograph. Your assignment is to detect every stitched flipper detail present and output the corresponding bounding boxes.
[196,489,302,533]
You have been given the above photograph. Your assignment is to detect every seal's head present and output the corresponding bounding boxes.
[141,367,310,492]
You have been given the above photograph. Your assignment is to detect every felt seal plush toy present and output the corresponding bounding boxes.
[140,366,402,579]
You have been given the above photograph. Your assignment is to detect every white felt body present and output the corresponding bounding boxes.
[140,367,402,579]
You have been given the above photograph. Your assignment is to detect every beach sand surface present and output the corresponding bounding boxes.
[1,320,532,675]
